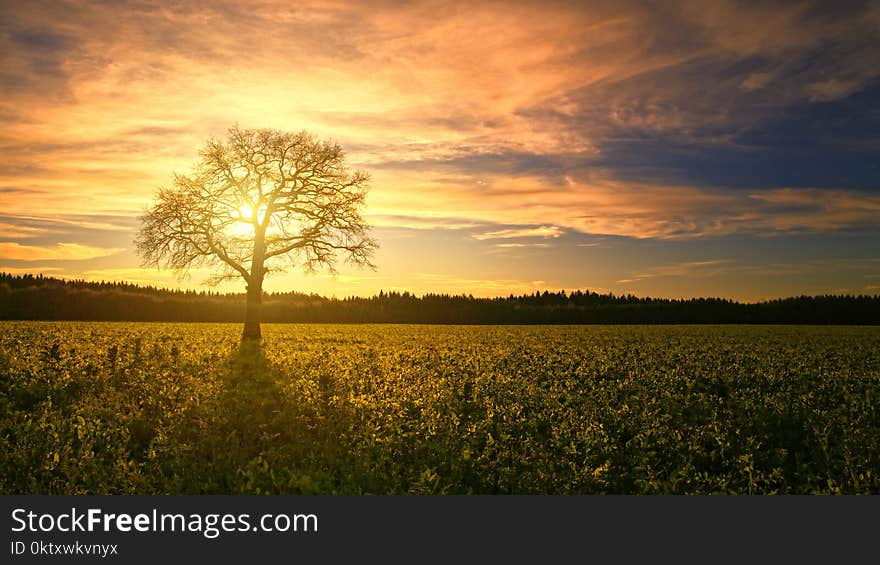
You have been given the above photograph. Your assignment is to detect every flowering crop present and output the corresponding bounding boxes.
[1,322,878,494]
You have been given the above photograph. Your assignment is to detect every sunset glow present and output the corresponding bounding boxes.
[1,1,878,300]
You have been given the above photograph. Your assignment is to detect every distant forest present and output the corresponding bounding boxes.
[1,273,879,324]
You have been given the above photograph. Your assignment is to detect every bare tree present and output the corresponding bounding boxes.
[136,125,377,340]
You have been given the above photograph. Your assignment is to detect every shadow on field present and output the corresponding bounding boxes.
[215,340,286,451]
[162,339,353,494]
[221,340,283,437]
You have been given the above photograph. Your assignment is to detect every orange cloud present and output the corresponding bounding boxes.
[616,260,733,284]
[2,1,877,232]
[492,242,552,249]
[473,225,563,240]
[0,1,878,301]
[0,222,52,239]
[0,242,125,261]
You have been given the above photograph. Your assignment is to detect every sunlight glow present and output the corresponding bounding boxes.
[238,204,254,221]
[227,204,270,238]
[227,204,255,238]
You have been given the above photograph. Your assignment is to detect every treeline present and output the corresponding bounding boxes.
[1,272,879,324]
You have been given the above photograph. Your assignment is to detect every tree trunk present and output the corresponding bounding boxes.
[242,232,266,341]
[242,279,263,340]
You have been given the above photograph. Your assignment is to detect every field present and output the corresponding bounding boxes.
[1,322,878,494]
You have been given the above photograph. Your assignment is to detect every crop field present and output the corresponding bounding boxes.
[1,322,878,494]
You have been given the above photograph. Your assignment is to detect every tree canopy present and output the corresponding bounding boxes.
[136,125,377,339]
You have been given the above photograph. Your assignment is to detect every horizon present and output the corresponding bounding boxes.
[5,270,879,305]
[1,1,879,302]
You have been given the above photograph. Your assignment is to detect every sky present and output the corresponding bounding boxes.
[1,0,878,301]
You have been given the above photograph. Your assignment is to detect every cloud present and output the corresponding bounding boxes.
[0,222,53,238]
[648,258,880,283]
[379,169,880,240]
[740,71,775,92]
[3,1,876,185]
[746,188,880,233]
[368,214,483,231]
[473,225,563,240]
[806,79,864,103]
[0,25,79,99]
[0,0,878,305]
[616,259,733,284]
[493,242,552,249]
[0,214,135,232]
[0,242,125,261]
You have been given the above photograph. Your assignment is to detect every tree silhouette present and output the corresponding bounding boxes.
[136,125,377,340]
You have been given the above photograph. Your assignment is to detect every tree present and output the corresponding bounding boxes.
[136,125,377,340]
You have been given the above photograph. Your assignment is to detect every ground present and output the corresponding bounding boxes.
[2,322,878,494]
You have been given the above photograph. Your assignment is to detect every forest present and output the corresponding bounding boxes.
[2,273,878,324]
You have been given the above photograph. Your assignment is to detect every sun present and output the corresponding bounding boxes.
[224,204,255,237]
[227,204,272,238]
[238,204,268,223]
[238,204,254,220]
